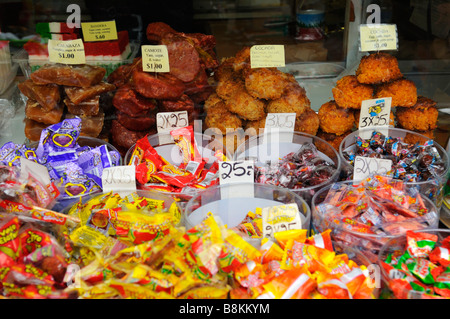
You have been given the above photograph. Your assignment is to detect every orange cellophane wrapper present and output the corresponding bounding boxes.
[170,126,202,164]
[262,266,316,299]
[305,229,333,251]
[260,238,284,264]
[273,229,308,250]
[281,240,336,272]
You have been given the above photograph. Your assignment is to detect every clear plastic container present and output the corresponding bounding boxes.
[377,228,450,299]
[183,182,311,248]
[311,181,440,263]
[339,127,450,209]
[0,41,18,95]
[124,131,232,208]
[233,130,342,206]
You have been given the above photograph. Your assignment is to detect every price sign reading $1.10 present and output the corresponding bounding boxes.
[142,45,170,72]
[219,160,255,198]
[353,156,392,183]
[262,203,303,240]
[358,97,392,139]
[102,166,136,196]
[156,111,189,144]
[48,39,85,64]
[81,20,118,42]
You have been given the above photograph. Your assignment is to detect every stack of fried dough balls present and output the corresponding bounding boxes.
[317,52,438,153]
[204,47,319,152]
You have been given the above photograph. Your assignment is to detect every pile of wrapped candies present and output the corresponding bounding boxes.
[380,230,450,299]
[255,143,337,189]
[314,175,438,262]
[230,228,377,299]
[128,126,225,195]
[0,118,121,200]
[343,131,447,183]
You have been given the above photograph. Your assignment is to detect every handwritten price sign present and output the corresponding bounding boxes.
[219,160,254,198]
[358,97,392,139]
[262,203,303,240]
[156,111,189,144]
[48,39,85,64]
[101,166,136,196]
[264,113,295,143]
[142,45,170,72]
[353,156,392,182]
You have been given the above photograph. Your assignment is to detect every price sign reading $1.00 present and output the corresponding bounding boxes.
[262,203,303,240]
[264,113,296,143]
[101,166,136,196]
[48,39,85,64]
[81,20,118,42]
[219,160,254,198]
[353,156,392,183]
[141,45,170,72]
[358,97,392,139]
[156,111,189,144]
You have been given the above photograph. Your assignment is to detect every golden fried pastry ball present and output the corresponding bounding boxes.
[354,109,395,128]
[315,130,351,158]
[332,75,374,109]
[396,96,438,131]
[244,116,266,136]
[318,101,355,136]
[216,74,245,101]
[266,83,310,117]
[205,100,243,133]
[375,78,417,107]
[233,46,251,74]
[224,88,266,121]
[244,68,291,100]
[356,52,403,84]
[215,57,236,82]
[403,130,434,145]
[295,108,319,136]
[204,92,223,112]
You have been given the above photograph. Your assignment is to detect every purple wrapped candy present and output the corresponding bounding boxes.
[77,144,115,188]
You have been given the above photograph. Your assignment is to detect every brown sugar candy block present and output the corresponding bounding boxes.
[25,99,64,125]
[24,118,49,142]
[18,79,61,111]
[64,82,115,105]
[65,112,105,138]
[65,96,100,116]
[30,64,106,87]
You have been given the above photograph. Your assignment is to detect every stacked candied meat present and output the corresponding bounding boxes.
[317,52,438,152]
[107,22,219,154]
[18,64,115,142]
[205,47,319,152]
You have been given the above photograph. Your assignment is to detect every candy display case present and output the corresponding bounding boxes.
[377,229,450,299]
[339,127,450,209]
[312,179,440,263]
[234,130,341,205]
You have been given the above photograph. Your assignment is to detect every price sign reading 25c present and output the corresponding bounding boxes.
[142,45,170,72]
[219,161,254,181]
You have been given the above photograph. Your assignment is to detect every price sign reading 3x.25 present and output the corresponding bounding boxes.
[358,97,392,139]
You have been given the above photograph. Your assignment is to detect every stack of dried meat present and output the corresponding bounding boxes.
[107,22,219,155]
[18,64,115,142]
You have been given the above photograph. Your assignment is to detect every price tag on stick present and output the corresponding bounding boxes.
[156,111,189,144]
[102,166,136,197]
[81,20,118,42]
[262,204,303,240]
[142,45,170,72]
[359,24,398,52]
[358,97,392,139]
[48,39,86,64]
[353,156,392,182]
[219,160,254,198]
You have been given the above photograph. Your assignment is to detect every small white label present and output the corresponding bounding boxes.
[101,165,136,196]
[219,160,254,198]
[156,111,189,144]
[250,45,285,68]
[262,203,302,240]
[20,157,51,186]
[358,97,392,139]
[264,113,295,143]
[353,156,392,182]
[141,45,170,73]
